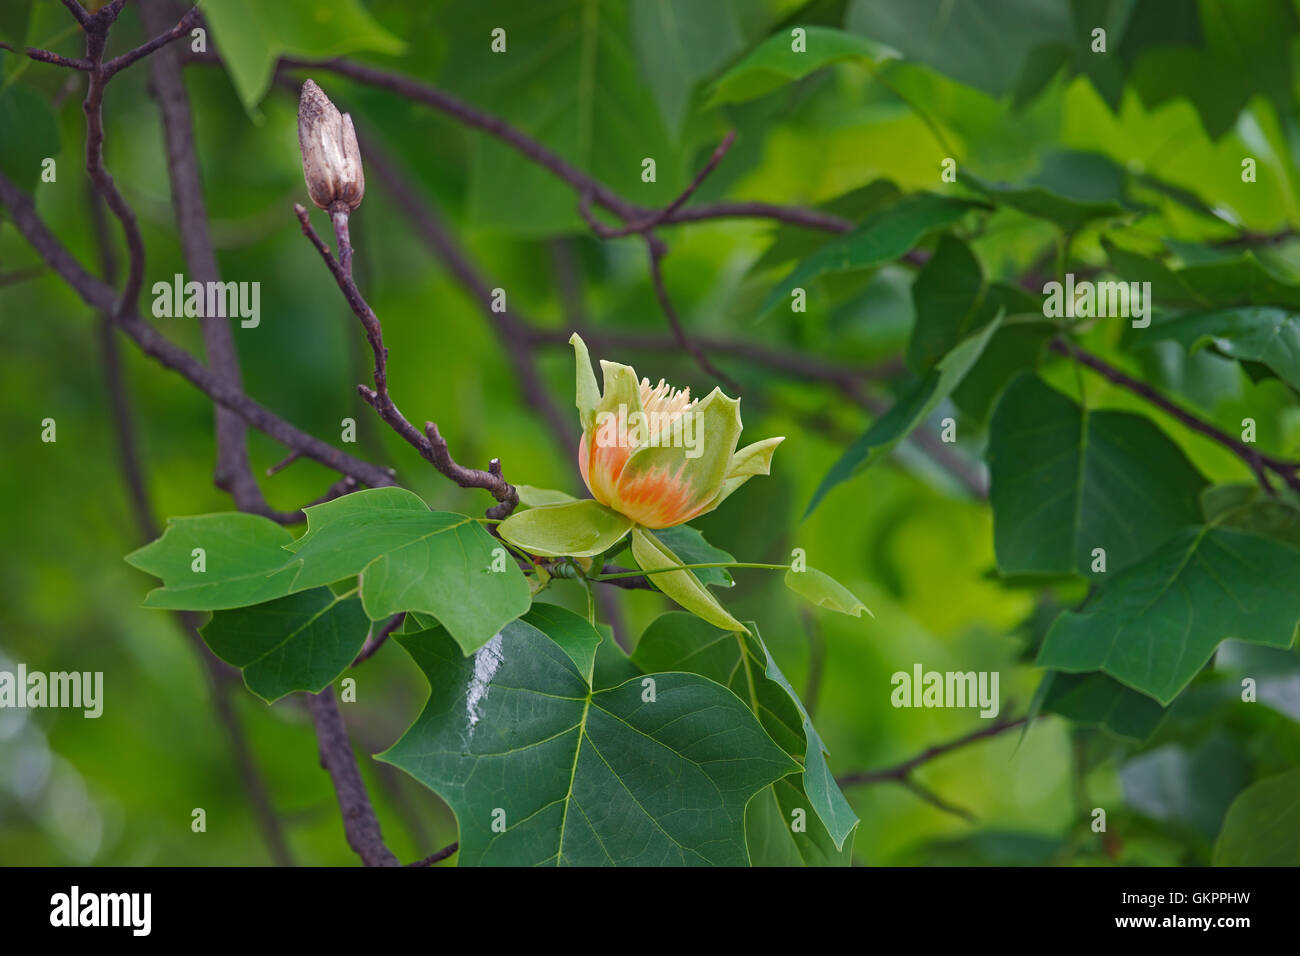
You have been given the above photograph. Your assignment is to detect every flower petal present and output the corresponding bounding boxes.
[611,388,742,528]
[727,436,784,479]
[631,527,747,633]
[498,499,633,558]
[570,333,601,434]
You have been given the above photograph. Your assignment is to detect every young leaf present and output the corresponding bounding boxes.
[497,498,633,558]
[1037,526,1300,704]
[987,374,1207,577]
[200,588,369,703]
[784,567,871,618]
[959,171,1129,232]
[630,527,747,633]
[381,617,798,866]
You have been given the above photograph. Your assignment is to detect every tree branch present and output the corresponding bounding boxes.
[837,714,1027,789]
[303,687,400,867]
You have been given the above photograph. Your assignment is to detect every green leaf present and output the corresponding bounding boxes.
[497,498,633,558]
[381,617,798,866]
[125,513,299,610]
[746,776,853,867]
[514,485,578,507]
[630,527,747,633]
[1037,526,1300,704]
[650,524,736,588]
[1038,671,1167,743]
[202,0,405,111]
[1213,767,1300,866]
[1107,242,1300,311]
[285,488,530,654]
[987,374,1207,576]
[960,171,1128,232]
[784,567,871,618]
[1202,484,1300,550]
[631,0,746,130]
[436,0,682,234]
[1141,307,1300,392]
[845,0,1074,99]
[907,234,995,373]
[631,613,858,854]
[806,311,1003,515]
[759,194,981,316]
[709,25,888,105]
[520,603,601,684]
[200,588,369,703]
[0,80,58,193]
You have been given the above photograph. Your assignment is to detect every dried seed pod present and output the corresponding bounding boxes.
[297,79,365,212]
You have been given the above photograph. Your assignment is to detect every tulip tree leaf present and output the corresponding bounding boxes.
[497,499,633,558]
[284,488,531,654]
[746,776,853,867]
[127,488,530,657]
[709,26,888,105]
[200,587,369,703]
[1213,767,1300,866]
[1037,526,1300,704]
[381,616,798,866]
[806,311,1003,516]
[760,193,981,315]
[987,374,1207,577]
[125,513,299,610]
[632,612,859,855]
[202,0,405,110]
[631,527,747,632]
[1038,671,1167,743]
[1140,307,1300,392]
[784,567,872,618]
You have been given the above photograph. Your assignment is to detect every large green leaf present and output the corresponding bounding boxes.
[631,612,858,855]
[845,0,1074,99]
[381,615,797,866]
[1038,670,1167,743]
[125,513,299,610]
[1141,307,1300,392]
[745,776,853,867]
[200,588,369,703]
[806,311,1003,515]
[1037,526,1300,704]
[1213,767,1300,866]
[631,0,746,131]
[202,0,405,110]
[1106,243,1300,311]
[0,78,58,194]
[285,488,531,654]
[987,374,1207,576]
[759,193,981,316]
[435,0,682,233]
[709,25,887,105]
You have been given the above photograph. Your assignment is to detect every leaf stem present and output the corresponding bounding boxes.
[591,561,791,581]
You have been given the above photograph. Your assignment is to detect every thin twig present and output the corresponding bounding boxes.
[352,613,406,666]
[407,842,459,867]
[837,715,1027,788]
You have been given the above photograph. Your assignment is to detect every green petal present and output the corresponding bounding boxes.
[570,333,601,434]
[615,388,742,518]
[631,527,748,633]
[596,359,643,420]
[498,499,633,558]
[728,436,784,479]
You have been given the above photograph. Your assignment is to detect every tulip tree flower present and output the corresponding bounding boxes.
[498,334,784,632]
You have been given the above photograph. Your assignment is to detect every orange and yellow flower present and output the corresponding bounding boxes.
[571,333,782,529]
